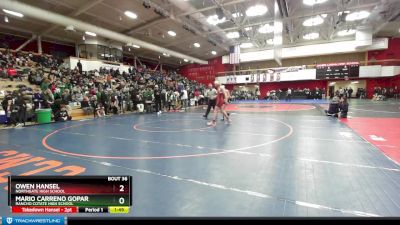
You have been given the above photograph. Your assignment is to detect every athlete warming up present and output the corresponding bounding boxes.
[207,82,231,126]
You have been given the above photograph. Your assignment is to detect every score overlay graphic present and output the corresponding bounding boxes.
[8,176,132,214]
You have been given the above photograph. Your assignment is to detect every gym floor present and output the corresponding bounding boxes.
[1,99,400,217]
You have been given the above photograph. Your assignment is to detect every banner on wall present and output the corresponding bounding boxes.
[262,73,267,82]
[268,65,306,73]
[226,75,237,84]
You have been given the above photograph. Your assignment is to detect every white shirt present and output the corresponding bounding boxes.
[181,90,188,100]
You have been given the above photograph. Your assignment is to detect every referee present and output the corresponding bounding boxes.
[203,82,217,119]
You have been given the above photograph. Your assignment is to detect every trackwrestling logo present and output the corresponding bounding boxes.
[1,216,65,225]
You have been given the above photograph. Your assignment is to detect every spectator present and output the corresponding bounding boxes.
[154,85,162,114]
[348,87,353,98]
[32,89,44,110]
[325,95,340,117]
[181,87,188,110]
[339,96,349,118]
[286,88,292,102]
[77,60,82,74]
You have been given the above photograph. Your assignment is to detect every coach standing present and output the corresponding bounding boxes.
[203,82,217,119]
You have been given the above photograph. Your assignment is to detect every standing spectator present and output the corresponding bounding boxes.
[43,89,55,109]
[348,87,353,98]
[339,87,344,98]
[194,89,200,106]
[168,90,176,111]
[12,91,27,127]
[1,91,13,121]
[161,87,167,111]
[154,85,162,114]
[256,88,261,100]
[339,96,349,118]
[32,89,44,110]
[181,88,188,110]
[286,88,292,102]
[77,60,82,74]
[100,89,109,115]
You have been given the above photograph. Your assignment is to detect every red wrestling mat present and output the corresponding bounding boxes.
[225,103,315,112]
[342,117,400,164]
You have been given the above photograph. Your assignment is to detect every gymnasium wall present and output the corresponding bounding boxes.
[365,74,400,98]
[0,33,75,58]
[368,38,400,65]
[236,52,366,70]
[179,57,233,84]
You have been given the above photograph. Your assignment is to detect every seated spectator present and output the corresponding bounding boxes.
[0,67,7,78]
[325,95,340,117]
[7,67,18,81]
[91,96,105,118]
[81,96,92,115]
[54,105,72,122]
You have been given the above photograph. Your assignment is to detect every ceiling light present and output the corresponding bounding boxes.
[194,43,200,48]
[303,0,328,6]
[232,12,243,18]
[163,53,170,57]
[2,9,24,17]
[4,16,9,23]
[246,5,268,17]
[337,29,356,36]
[207,15,226,25]
[240,42,254,48]
[132,45,140,48]
[244,27,252,31]
[183,59,189,62]
[258,24,274,34]
[85,31,96,37]
[303,32,319,40]
[346,11,370,21]
[226,31,240,39]
[303,16,324,27]
[211,51,217,55]
[82,36,85,41]
[167,30,176,36]
[267,39,274,45]
[124,11,138,19]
